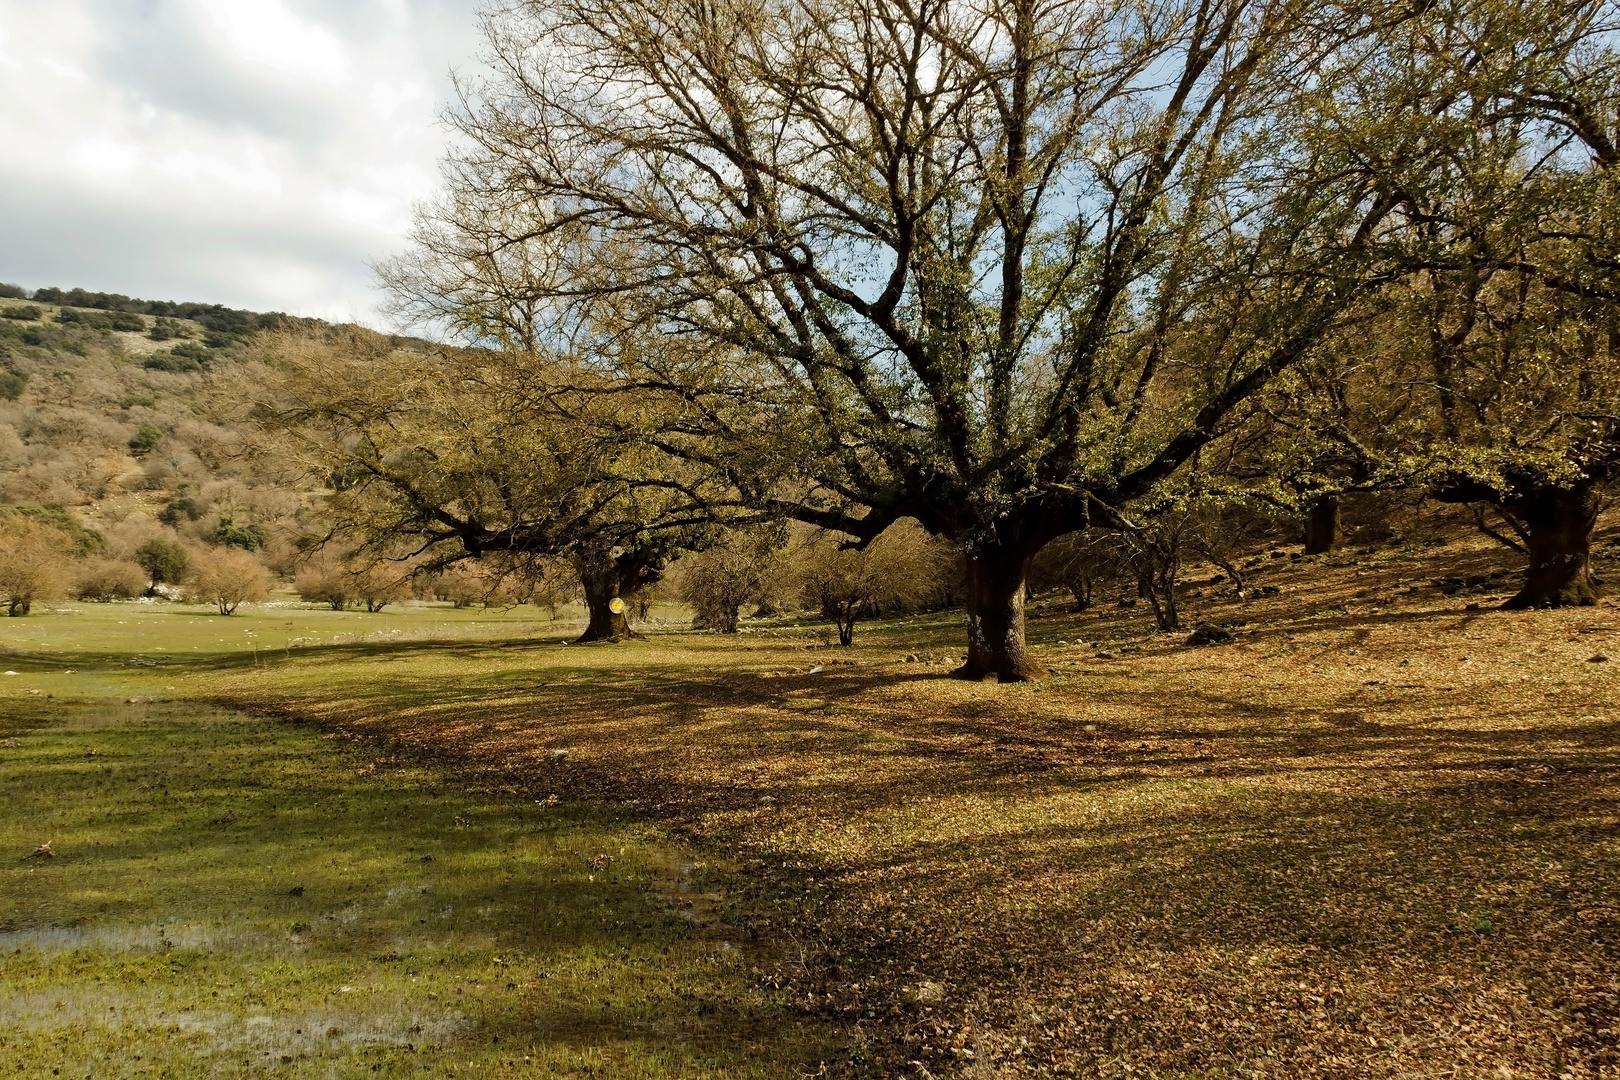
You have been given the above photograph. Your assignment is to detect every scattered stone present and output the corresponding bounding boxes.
[1095,651,1117,660]
[904,654,918,662]
[808,666,824,674]
[2,671,15,676]
[1464,602,1481,611]
[28,842,52,858]
[0,738,17,748]
[1590,654,1610,663]
[758,795,775,805]
[1083,724,1096,733]
[546,748,569,764]
[536,793,560,807]
[913,980,945,1004]
[1186,624,1233,647]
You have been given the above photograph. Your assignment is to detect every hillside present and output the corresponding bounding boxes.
[0,286,313,573]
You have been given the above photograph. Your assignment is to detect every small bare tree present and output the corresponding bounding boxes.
[0,519,67,616]
[792,520,950,645]
[187,548,271,615]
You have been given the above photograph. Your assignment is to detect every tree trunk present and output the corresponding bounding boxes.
[1501,483,1602,609]
[837,617,855,646]
[1303,496,1339,555]
[577,567,634,642]
[956,547,1044,682]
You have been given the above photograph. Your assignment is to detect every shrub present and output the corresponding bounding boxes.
[75,558,147,602]
[0,368,26,401]
[108,312,145,332]
[134,538,189,595]
[142,342,210,373]
[1,305,40,322]
[0,284,27,300]
[128,425,163,455]
[147,317,190,342]
[186,548,270,615]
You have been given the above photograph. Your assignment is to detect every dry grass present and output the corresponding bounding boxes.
[187,529,1620,1078]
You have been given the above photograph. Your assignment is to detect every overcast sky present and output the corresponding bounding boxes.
[0,0,482,322]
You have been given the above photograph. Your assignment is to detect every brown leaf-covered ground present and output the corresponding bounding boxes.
[212,530,1620,1078]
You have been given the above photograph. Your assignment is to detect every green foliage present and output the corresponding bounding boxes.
[30,287,292,342]
[157,496,207,526]
[54,308,145,332]
[0,367,27,401]
[0,283,26,300]
[212,514,268,552]
[0,305,40,322]
[146,316,192,342]
[126,425,163,455]
[134,538,189,591]
[143,341,211,373]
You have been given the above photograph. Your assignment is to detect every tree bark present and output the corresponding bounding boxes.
[1501,483,1602,609]
[955,547,1045,682]
[576,565,634,642]
[1303,496,1339,555]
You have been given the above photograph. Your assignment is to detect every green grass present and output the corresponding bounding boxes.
[0,600,832,1079]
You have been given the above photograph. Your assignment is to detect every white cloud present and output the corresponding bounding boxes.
[195,0,351,84]
[0,0,480,322]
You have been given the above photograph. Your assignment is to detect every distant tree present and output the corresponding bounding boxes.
[134,538,189,597]
[676,530,782,634]
[350,561,412,613]
[0,519,67,616]
[0,284,27,300]
[792,521,950,645]
[246,327,722,644]
[294,556,352,610]
[1031,531,1124,613]
[186,548,271,615]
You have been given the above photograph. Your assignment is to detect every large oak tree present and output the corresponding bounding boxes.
[389,0,1457,678]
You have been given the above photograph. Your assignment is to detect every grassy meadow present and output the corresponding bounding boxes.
[0,603,834,1079]
[3,534,1620,1078]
